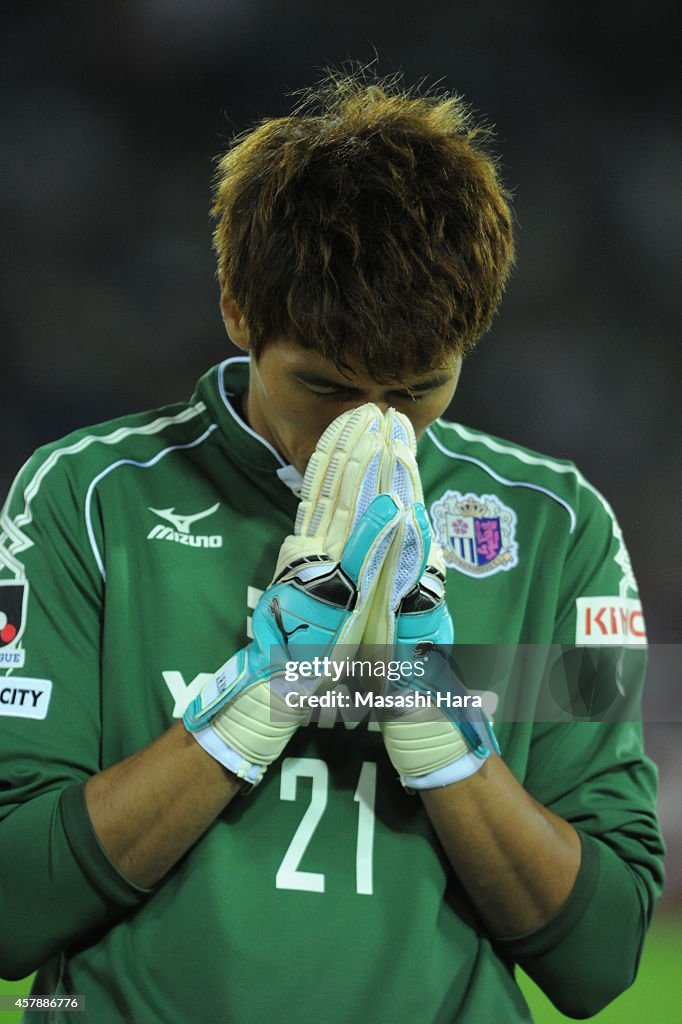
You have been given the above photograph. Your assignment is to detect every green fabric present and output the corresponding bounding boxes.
[0,357,664,1022]
[0,787,145,981]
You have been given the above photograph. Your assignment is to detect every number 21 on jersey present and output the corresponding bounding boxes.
[275,757,377,896]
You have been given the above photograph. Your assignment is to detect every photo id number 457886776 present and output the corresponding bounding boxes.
[0,996,85,1011]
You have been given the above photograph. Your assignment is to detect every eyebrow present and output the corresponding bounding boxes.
[293,371,452,393]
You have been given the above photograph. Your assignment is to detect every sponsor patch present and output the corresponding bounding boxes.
[431,491,519,577]
[575,597,646,645]
[0,580,28,648]
[0,677,52,719]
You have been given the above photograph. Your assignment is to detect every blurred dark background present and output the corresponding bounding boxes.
[1,1,680,894]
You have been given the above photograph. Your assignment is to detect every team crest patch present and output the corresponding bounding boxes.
[430,491,519,578]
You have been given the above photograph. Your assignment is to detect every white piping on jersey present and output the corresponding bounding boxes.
[84,423,219,581]
[0,403,207,579]
[216,356,288,468]
[425,425,578,532]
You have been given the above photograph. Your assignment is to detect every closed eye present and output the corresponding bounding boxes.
[389,390,425,403]
[302,382,426,402]
[305,384,359,398]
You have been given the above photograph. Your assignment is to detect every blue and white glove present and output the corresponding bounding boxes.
[362,409,454,649]
[366,409,500,789]
[183,404,400,786]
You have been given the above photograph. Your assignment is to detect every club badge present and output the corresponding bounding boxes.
[430,491,519,578]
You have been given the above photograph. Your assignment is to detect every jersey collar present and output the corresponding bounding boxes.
[193,356,304,496]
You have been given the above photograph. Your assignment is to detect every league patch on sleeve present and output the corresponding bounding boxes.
[0,678,52,719]
[575,597,646,645]
[0,580,27,648]
[0,649,25,669]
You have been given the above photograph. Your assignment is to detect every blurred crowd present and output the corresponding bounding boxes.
[1,0,680,894]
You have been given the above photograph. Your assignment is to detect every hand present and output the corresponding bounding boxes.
[362,408,454,648]
[183,404,401,786]
[363,409,500,790]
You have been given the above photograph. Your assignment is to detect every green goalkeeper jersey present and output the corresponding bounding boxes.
[0,358,664,1023]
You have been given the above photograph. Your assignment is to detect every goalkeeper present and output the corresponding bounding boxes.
[0,70,663,1024]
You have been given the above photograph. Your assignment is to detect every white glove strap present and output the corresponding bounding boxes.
[190,727,264,786]
[188,682,307,787]
[400,750,487,790]
[381,709,490,790]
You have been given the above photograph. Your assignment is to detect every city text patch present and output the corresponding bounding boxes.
[0,678,53,719]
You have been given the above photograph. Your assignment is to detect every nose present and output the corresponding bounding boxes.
[332,391,405,428]
[342,396,393,416]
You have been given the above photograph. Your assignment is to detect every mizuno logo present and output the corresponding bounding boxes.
[148,503,220,533]
[147,503,223,548]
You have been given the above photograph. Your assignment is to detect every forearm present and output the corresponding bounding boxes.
[421,753,581,937]
[85,722,242,888]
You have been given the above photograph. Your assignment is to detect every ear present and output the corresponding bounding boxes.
[219,276,250,351]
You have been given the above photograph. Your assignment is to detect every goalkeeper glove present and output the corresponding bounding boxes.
[363,408,453,650]
[366,409,500,789]
[183,404,400,786]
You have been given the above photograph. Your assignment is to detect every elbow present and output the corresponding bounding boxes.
[543,966,637,1019]
[0,933,46,984]
[0,950,39,983]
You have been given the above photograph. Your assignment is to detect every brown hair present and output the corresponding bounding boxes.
[212,69,515,378]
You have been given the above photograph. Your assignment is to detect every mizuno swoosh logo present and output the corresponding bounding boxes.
[148,503,221,534]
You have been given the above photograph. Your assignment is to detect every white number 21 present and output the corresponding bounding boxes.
[275,757,377,895]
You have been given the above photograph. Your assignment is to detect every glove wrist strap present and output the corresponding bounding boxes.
[401,749,488,790]
[189,725,265,786]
